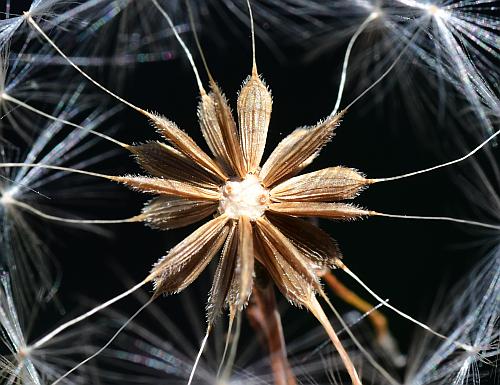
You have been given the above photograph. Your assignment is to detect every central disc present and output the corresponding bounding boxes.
[219,174,269,220]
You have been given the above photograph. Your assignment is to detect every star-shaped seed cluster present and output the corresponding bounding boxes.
[116,66,371,324]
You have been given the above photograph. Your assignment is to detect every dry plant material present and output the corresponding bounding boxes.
[125,68,371,309]
[247,274,297,385]
[121,63,372,384]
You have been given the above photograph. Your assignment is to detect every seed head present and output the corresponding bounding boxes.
[122,68,371,316]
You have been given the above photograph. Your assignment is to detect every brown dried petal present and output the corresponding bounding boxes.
[151,215,229,296]
[270,167,369,202]
[147,112,227,180]
[260,112,344,187]
[198,83,246,177]
[253,224,315,307]
[130,141,219,187]
[115,175,220,201]
[227,216,254,310]
[269,202,369,220]
[142,196,217,230]
[266,212,342,271]
[257,217,321,292]
[206,221,237,324]
[237,73,272,173]
[198,94,232,175]
[259,128,308,186]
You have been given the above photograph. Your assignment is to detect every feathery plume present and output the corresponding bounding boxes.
[0,86,118,306]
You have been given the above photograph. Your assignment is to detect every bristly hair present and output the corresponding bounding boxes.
[405,249,500,385]
[0,86,119,308]
[0,270,105,384]
[267,0,499,135]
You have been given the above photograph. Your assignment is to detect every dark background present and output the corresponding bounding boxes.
[4,0,499,381]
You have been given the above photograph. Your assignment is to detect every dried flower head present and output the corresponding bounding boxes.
[110,39,372,383]
[122,65,371,319]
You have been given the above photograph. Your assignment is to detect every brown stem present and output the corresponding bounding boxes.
[246,283,297,385]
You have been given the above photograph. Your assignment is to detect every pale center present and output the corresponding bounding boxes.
[426,4,445,18]
[218,174,269,220]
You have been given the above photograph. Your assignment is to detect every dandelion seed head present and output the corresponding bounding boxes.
[0,187,16,205]
[17,345,32,359]
[425,4,446,18]
[405,245,500,385]
[218,174,269,220]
